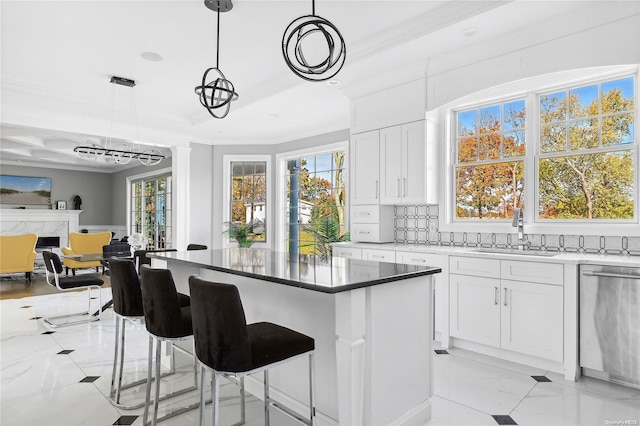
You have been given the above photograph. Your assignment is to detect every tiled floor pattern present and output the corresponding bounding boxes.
[1,288,640,425]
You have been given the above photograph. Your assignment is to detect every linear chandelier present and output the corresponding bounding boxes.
[195,0,238,119]
[282,0,346,82]
[73,76,166,166]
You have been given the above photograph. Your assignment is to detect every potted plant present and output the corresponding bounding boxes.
[307,217,350,257]
[223,222,254,248]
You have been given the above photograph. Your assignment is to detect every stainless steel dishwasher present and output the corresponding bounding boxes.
[580,264,640,389]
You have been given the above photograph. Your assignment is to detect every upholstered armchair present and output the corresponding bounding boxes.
[61,232,112,275]
[0,233,38,282]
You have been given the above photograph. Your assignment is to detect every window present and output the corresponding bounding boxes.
[450,73,637,231]
[281,147,347,255]
[538,77,635,220]
[229,161,267,243]
[130,174,172,248]
[455,99,526,219]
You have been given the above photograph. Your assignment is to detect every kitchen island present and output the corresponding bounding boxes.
[149,248,441,426]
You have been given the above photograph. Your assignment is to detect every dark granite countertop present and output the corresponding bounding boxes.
[148,248,441,294]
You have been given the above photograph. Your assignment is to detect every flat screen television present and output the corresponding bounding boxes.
[0,175,52,206]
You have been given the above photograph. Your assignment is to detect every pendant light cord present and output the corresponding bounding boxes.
[312,0,315,16]
[216,8,220,69]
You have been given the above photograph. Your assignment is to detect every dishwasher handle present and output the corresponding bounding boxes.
[582,270,640,280]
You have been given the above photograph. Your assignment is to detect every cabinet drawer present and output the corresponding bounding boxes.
[332,247,362,259]
[501,261,563,286]
[362,249,396,263]
[396,251,443,267]
[450,256,500,279]
[351,224,384,243]
[351,205,380,223]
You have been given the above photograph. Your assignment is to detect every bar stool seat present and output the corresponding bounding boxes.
[140,266,200,426]
[189,276,316,426]
[42,251,103,327]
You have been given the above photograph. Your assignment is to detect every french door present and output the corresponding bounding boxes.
[130,174,172,249]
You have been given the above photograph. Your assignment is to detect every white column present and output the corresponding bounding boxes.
[171,145,191,250]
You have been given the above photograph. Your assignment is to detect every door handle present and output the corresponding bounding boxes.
[375,180,379,199]
[403,178,407,197]
[494,286,498,305]
[397,178,401,197]
[503,288,508,306]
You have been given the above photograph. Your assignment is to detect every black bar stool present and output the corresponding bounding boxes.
[108,258,148,409]
[189,275,316,426]
[140,266,199,426]
[42,251,104,327]
[187,244,208,250]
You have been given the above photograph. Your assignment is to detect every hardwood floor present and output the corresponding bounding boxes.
[0,270,111,300]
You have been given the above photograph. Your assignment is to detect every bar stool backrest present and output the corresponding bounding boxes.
[109,258,144,317]
[139,266,188,338]
[189,276,252,372]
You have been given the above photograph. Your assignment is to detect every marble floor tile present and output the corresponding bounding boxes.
[510,380,640,426]
[433,352,537,415]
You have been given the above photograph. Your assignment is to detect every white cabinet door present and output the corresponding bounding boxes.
[449,273,500,347]
[401,121,427,204]
[379,121,428,205]
[397,251,445,336]
[379,126,402,204]
[351,130,380,205]
[501,279,563,362]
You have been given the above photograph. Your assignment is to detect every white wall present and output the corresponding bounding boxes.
[426,6,640,110]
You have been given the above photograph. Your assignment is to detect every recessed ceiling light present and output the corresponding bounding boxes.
[462,27,479,37]
[327,79,342,86]
[140,52,163,62]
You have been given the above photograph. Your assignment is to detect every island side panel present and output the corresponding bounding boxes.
[335,288,367,426]
[367,275,433,425]
[200,268,340,426]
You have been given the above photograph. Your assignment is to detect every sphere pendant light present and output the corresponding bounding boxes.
[195,0,238,119]
[282,0,346,82]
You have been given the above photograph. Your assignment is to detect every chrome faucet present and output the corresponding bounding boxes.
[512,208,529,250]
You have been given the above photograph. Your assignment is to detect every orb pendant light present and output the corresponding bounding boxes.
[195,0,238,119]
[282,0,346,82]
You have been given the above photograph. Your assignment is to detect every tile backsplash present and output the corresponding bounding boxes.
[394,205,640,256]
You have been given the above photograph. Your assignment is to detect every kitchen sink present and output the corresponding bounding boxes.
[471,248,559,257]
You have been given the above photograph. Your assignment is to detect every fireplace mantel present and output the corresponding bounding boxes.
[0,209,82,249]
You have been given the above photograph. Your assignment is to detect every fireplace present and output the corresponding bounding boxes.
[36,236,60,249]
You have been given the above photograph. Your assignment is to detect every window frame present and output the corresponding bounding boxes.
[222,155,272,249]
[275,141,348,253]
[442,68,639,237]
[126,167,173,249]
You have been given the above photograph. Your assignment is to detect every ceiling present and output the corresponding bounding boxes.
[1,0,632,172]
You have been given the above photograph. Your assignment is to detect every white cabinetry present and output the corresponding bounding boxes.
[351,130,380,205]
[380,121,428,205]
[449,256,563,362]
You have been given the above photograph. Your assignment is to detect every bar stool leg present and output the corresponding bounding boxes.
[152,337,162,426]
[213,373,220,426]
[309,353,315,426]
[115,318,126,403]
[110,316,121,401]
[264,370,270,426]
[198,365,206,426]
[240,376,246,424]
[143,336,154,425]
